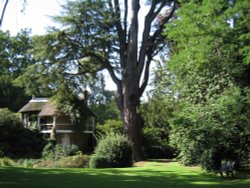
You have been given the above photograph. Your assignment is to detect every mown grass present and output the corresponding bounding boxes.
[0,161,249,188]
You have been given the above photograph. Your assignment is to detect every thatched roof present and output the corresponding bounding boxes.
[38,103,64,117]
[18,98,48,113]
[19,98,95,117]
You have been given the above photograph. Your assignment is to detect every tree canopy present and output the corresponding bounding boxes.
[0,30,32,111]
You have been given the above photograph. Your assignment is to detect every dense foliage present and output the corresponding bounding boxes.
[0,109,46,158]
[42,141,81,160]
[35,155,89,168]
[163,0,250,170]
[90,90,120,125]
[0,30,32,111]
[0,108,21,127]
[170,87,250,170]
[90,132,133,168]
[95,119,123,136]
[89,155,111,168]
[139,94,176,159]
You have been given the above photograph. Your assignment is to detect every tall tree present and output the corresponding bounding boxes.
[164,0,250,170]
[23,0,177,161]
[0,30,33,111]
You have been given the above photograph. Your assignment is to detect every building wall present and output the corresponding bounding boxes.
[56,133,74,146]
[56,116,71,124]
[55,132,94,152]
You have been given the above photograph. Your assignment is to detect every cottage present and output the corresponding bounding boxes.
[18,95,95,150]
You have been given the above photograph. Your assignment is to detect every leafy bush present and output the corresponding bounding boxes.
[35,155,89,168]
[0,116,46,158]
[42,142,81,160]
[33,160,55,168]
[0,157,15,166]
[16,159,40,168]
[92,132,133,168]
[170,87,250,171]
[95,119,123,136]
[56,155,89,168]
[89,155,110,168]
[0,108,22,127]
[41,141,56,160]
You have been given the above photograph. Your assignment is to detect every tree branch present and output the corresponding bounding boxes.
[137,1,167,77]
[139,56,151,97]
[56,30,121,90]
[126,0,140,76]
[151,2,176,46]
[111,0,127,68]
[83,50,121,87]
[138,2,177,96]
[0,0,9,27]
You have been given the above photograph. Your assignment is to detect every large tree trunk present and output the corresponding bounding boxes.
[116,71,144,161]
[121,0,144,161]
[116,79,144,161]
[121,78,144,161]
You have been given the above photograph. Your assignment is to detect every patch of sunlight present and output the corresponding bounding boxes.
[191,181,219,185]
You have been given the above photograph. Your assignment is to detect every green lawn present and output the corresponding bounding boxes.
[0,161,249,188]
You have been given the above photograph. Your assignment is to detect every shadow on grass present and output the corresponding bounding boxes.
[0,162,249,188]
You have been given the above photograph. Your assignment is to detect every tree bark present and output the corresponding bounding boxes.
[122,88,144,161]
[119,0,143,161]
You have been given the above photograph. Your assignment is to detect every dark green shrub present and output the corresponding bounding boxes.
[55,155,89,168]
[93,132,133,168]
[35,155,89,168]
[41,141,56,160]
[0,108,21,127]
[95,120,123,136]
[61,144,80,156]
[89,155,110,168]
[42,142,81,160]
[0,109,46,158]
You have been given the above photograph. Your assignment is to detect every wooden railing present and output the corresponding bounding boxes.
[39,123,94,133]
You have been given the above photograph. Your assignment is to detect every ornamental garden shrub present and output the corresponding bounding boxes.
[39,143,87,168]
[42,141,81,160]
[90,132,133,168]
[55,155,89,168]
[35,154,89,168]
[89,154,110,168]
